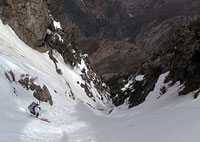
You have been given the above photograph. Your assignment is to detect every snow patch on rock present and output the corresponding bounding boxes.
[135,75,145,81]
[53,20,62,30]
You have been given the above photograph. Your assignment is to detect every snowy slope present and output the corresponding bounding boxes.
[0,20,109,142]
[0,20,200,142]
[88,72,200,142]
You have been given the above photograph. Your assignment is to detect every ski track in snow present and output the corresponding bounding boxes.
[0,20,200,142]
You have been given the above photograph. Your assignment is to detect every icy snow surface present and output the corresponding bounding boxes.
[0,20,200,142]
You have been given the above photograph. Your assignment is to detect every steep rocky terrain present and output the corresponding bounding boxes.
[50,0,200,94]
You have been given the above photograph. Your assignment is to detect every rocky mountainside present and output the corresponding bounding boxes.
[50,0,200,95]
[113,19,200,107]
[1,1,200,141]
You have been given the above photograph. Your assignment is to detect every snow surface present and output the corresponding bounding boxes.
[0,20,200,142]
[53,20,62,30]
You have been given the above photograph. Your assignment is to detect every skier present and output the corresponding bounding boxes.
[28,102,41,117]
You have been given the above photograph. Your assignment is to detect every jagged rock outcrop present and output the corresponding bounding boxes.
[0,0,50,49]
[18,74,53,105]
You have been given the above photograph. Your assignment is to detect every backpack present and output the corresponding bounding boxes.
[28,102,38,112]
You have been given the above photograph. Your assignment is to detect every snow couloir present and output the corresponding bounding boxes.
[0,20,200,142]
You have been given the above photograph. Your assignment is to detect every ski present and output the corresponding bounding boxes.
[39,118,51,123]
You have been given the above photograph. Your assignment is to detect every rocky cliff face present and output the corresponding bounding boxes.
[0,0,50,49]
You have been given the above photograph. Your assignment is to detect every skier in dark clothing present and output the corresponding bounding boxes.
[28,102,41,117]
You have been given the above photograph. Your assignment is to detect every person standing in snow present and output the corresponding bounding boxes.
[28,102,41,117]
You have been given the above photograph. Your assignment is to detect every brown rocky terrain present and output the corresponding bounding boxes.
[79,39,148,79]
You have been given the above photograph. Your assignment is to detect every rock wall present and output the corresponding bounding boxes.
[0,0,50,49]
